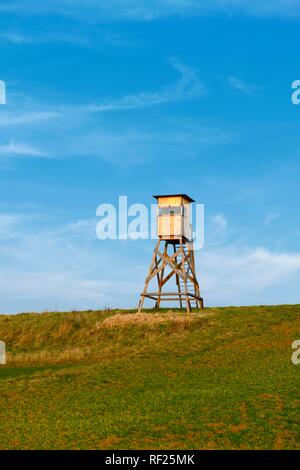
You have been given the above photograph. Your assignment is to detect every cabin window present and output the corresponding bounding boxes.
[158,206,182,216]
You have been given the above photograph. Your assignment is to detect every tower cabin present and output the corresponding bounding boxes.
[154,194,194,242]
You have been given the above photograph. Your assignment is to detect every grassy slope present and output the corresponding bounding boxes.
[0,305,299,450]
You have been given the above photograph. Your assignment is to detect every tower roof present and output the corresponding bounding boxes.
[153,194,195,203]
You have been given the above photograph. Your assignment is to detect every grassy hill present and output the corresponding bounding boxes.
[0,305,299,450]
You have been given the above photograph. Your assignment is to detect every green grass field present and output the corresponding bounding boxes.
[0,305,299,450]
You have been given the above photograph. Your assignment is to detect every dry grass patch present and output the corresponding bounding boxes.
[100,311,212,329]
[101,312,192,327]
[7,347,90,366]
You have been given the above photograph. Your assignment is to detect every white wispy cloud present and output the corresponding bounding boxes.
[0,111,59,127]
[1,59,202,130]
[65,125,235,163]
[0,31,28,44]
[0,213,20,239]
[201,246,300,306]
[228,76,257,95]
[0,65,232,163]
[0,29,92,47]
[265,212,280,226]
[86,59,204,112]
[0,211,139,313]
[0,58,212,162]
[0,140,47,157]
[213,214,227,229]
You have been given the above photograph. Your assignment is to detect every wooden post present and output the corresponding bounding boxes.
[174,243,183,309]
[138,239,161,313]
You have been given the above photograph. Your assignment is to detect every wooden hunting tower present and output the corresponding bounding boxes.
[138,194,204,313]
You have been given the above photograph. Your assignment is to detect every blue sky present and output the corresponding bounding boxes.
[0,0,300,313]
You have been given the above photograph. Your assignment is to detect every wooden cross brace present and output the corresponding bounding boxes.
[138,238,204,313]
